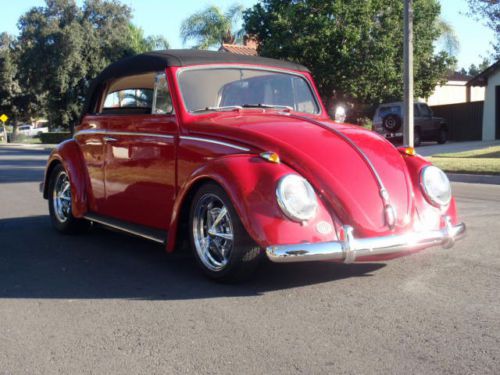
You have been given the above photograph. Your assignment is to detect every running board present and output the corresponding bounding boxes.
[83,213,167,244]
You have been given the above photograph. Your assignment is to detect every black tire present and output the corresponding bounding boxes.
[188,182,262,282]
[437,127,447,144]
[48,164,90,234]
[383,114,402,132]
[414,128,422,146]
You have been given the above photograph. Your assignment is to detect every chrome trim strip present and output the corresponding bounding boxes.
[83,215,165,244]
[266,216,466,264]
[180,136,250,152]
[74,129,175,140]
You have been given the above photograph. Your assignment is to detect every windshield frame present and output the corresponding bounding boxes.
[176,65,323,116]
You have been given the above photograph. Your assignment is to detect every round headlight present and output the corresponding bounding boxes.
[276,174,318,222]
[420,166,451,207]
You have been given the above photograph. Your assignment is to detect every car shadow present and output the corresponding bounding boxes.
[0,215,385,300]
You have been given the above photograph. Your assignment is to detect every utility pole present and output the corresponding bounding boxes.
[403,0,414,147]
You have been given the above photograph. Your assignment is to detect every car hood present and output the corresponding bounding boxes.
[188,112,414,236]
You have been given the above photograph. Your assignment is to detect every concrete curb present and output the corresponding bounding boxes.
[448,173,500,185]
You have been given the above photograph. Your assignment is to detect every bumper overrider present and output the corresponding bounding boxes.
[266,216,465,263]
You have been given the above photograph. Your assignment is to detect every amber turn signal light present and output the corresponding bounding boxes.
[260,151,280,163]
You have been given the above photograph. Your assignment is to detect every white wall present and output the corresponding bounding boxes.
[482,70,500,141]
[425,80,484,106]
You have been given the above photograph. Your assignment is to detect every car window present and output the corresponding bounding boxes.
[413,103,421,116]
[419,103,431,117]
[19,125,30,131]
[152,73,174,115]
[178,67,320,114]
[378,106,401,117]
[103,89,153,110]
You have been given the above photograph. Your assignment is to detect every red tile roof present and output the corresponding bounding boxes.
[220,43,258,56]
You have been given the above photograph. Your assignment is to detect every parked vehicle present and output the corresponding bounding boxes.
[373,102,448,146]
[17,124,49,137]
[41,50,465,281]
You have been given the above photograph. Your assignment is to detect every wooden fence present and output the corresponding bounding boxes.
[431,101,483,141]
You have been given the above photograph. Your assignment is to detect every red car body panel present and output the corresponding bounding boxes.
[43,61,460,259]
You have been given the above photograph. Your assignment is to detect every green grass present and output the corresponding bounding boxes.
[429,145,500,175]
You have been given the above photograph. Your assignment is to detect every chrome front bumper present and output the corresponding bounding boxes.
[266,216,466,263]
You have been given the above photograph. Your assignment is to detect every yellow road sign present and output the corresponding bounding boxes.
[0,114,8,123]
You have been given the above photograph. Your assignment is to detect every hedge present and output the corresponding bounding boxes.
[39,132,72,144]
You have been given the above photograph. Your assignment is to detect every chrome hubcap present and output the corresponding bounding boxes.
[53,171,71,223]
[193,194,234,272]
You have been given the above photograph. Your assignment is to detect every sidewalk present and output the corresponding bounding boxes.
[416,140,500,157]
[0,143,57,151]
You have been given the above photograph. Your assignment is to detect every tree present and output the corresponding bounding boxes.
[435,18,459,57]
[244,0,455,107]
[14,0,170,129]
[461,57,491,76]
[128,24,170,53]
[180,4,244,49]
[466,0,500,58]
[0,33,22,124]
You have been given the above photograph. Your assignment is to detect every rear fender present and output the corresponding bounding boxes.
[166,154,338,252]
[43,139,88,218]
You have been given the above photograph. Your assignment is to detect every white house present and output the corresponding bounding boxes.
[468,60,500,141]
[425,72,484,106]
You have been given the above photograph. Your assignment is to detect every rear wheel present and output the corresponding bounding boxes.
[189,182,262,282]
[48,164,89,233]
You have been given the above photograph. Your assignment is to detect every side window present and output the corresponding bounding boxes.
[419,103,431,117]
[413,103,421,117]
[103,89,153,110]
[152,73,174,115]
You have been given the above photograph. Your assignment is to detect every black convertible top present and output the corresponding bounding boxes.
[82,50,309,116]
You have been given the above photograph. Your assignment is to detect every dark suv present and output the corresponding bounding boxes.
[373,102,448,145]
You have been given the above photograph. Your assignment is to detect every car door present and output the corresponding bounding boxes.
[100,72,178,230]
[417,103,436,138]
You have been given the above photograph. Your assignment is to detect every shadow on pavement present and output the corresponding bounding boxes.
[0,215,385,300]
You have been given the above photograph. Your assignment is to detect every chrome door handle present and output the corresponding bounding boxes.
[103,136,117,142]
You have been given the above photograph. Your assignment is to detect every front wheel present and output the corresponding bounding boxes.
[189,182,262,282]
[437,127,447,144]
[48,164,89,234]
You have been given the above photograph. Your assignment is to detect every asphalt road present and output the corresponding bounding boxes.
[0,145,499,374]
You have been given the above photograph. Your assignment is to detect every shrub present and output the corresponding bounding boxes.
[39,132,72,144]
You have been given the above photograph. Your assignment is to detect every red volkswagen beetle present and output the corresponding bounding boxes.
[41,50,465,281]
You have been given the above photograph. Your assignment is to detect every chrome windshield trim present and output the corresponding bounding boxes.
[266,216,466,264]
[74,129,175,140]
[176,64,322,116]
[179,136,250,152]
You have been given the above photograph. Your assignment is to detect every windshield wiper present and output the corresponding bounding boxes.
[191,105,242,113]
[242,103,293,111]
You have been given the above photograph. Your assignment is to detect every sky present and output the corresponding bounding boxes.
[0,0,495,69]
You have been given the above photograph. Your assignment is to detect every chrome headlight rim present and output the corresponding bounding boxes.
[276,174,318,222]
[420,165,452,208]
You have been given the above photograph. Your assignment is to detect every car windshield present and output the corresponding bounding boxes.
[178,67,320,114]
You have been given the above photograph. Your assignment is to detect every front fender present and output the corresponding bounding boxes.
[43,139,88,218]
[401,152,458,227]
[167,154,338,252]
